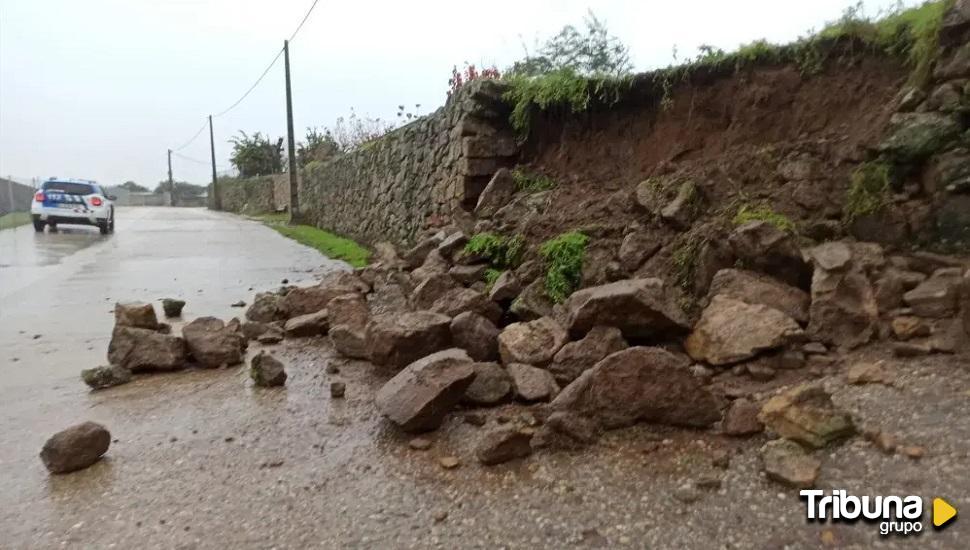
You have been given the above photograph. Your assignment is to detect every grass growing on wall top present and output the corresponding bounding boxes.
[0,212,31,231]
[254,214,371,268]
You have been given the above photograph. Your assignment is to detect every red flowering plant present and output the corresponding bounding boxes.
[448,63,501,97]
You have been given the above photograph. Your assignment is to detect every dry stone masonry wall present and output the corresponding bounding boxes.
[298,81,517,246]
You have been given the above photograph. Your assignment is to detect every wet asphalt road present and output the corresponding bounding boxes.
[0,208,967,549]
[0,207,341,388]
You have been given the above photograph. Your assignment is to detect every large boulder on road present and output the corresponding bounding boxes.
[114,302,159,330]
[685,295,804,366]
[430,287,502,323]
[40,421,111,474]
[563,278,689,340]
[181,317,246,368]
[365,311,452,369]
[375,349,476,432]
[758,382,855,448]
[107,326,187,372]
[550,347,721,429]
[250,352,287,387]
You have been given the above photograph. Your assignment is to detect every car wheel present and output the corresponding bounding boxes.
[98,221,109,235]
[108,209,115,232]
[33,219,45,232]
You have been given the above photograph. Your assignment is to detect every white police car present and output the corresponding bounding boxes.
[31,178,116,235]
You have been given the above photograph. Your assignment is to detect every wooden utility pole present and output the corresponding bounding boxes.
[167,149,175,206]
[208,115,221,210]
[284,40,299,222]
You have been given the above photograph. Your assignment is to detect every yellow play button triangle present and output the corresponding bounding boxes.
[933,498,957,528]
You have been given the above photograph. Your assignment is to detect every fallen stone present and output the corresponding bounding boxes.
[865,429,898,454]
[463,362,512,405]
[776,350,806,370]
[672,484,703,504]
[436,232,469,261]
[898,445,926,459]
[81,365,132,390]
[707,268,810,324]
[660,181,700,230]
[728,221,810,288]
[475,168,515,218]
[231,300,246,308]
[498,317,568,366]
[563,278,690,340]
[40,421,111,474]
[374,349,476,432]
[250,352,286,387]
[507,363,560,402]
[804,242,879,350]
[403,234,444,269]
[283,309,330,338]
[803,342,828,355]
[257,326,283,345]
[758,383,855,448]
[891,316,931,340]
[409,437,433,451]
[618,231,661,272]
[161,299,186,318]
[846,361,895,385]
[722,398,764,436]
[903,268,963,318]
[327,293,370,359]
[411,273,459,310]
[761,439,820,489]
[475,426,534,465]
[532,411,601,450]
[685,295,804,366]
[892,342,932,357]
[114,302,159,330]
[246,292,284,323]
[371,241,407,270]
[107,326,187,372]
[509,279,554,321]
[464,412,488,427]
[449,264,487,285]
[439,456,461,469]
[411,249,451,285]
[549,325,628,385]
[182,317,246,368]
[746,362,777,381]
[551,347,721,429]
[430,287,502,323]
[365,311,452,369]
[279,272,367,318]
[488,271,522,303]
[241,321,269,341]
[330,381,346,398]
[450,312,499,362]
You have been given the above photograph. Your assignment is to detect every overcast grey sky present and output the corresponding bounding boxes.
[1,0,913,188]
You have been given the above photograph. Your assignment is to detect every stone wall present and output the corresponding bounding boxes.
[217,175,282,214]
[298,81,517,246]
[0,178,35,216]
[216,81,517,246]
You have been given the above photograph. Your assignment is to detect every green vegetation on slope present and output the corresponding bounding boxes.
[503,1,952,134]
[0,212,31,231]
[539,231,589,303]
[733,204,796,233]
[255,214,371,268]
[845,161,893,222]
[511,168,558,192]
[464,232,525,269]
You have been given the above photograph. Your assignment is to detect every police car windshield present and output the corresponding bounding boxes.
[43,182,94,195]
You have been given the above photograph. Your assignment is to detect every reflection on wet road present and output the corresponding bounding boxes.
[0,207,345,389]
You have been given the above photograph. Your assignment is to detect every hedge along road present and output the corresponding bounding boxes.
[0,206,346,390]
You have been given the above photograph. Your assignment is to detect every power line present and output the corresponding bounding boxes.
[213,47,284,118]
[172,152,211,166]
[289,0,320,42]
[173,119,209,151]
